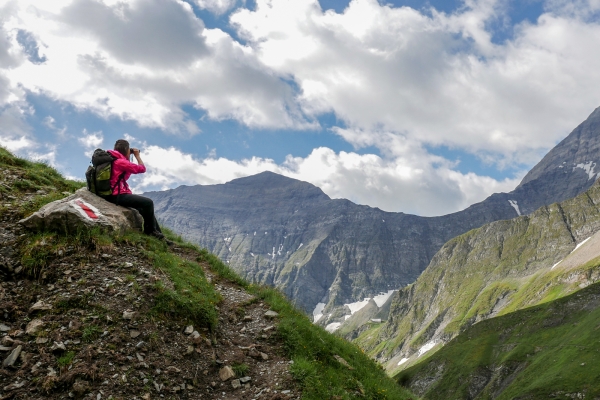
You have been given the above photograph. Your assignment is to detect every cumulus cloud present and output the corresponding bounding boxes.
[0,0,311,133]
[231,0,600,164]
[132,143,520,216]
[0,0,599,215]
[194,0,237,15]
[77,129,104,156]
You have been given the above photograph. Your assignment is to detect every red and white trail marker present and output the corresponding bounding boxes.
[69,198,102,221]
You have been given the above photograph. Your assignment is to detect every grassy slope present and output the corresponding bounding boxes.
[357,182,600,373]
[1,147,415,400]
[395,280,600,399]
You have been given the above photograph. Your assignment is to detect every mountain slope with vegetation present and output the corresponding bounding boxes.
[356,178,600,375]
[0,147,414,400]
[145,107,600,331]
[395,280,600,399]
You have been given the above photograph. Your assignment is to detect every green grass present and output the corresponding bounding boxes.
[57,351,76,368]
[19,227,115,279]
[0,147,83,216]
[118,231,221,331]
[395,281,600,399]
[82,325,102,342]
[232,363,250,377]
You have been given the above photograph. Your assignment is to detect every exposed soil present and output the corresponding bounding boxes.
[0,172,300,400]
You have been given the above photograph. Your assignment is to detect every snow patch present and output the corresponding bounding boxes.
[297,243,303,250]
[551,260,562,270]
[325,322,341,333]
[398,358,409,366]
[312,303,326,323]
[573,161,598,180]
[250,252,255,257]
[344,299,370,315]
[373,290,395,307]
[508,200,521,216]
[571,237,592,254]
[345,315,351,320]
[418,340,437,357]
[272,247,276,259]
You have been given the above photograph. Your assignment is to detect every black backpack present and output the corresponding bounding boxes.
[85,149,124,196]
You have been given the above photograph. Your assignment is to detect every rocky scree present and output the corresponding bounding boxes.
[0,167,300,400]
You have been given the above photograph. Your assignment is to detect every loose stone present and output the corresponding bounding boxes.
[2,345,22,367]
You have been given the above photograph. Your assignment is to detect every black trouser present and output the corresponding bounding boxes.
[103,194,162,235]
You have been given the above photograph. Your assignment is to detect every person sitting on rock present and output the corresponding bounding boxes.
[103,139,167,241]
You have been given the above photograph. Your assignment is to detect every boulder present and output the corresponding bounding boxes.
[19,188,143,234]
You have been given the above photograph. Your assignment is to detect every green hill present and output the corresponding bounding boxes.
[395,279,600,399]
[355,178,600,375]
[0,147,415,400]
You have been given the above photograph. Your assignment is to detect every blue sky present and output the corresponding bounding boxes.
[1,0,600,216]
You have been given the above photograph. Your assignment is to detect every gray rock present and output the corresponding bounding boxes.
[51,342,66,353]
[231,379,241,389]
[26,319,44,335]
[0,323,10,332]
[264,311,279,319]
[29,301,52,312]
[122,310,135,320]
[20,188,143,234]
[219,366,235,381]
[239,376,251,383]
[184,325,194,335]
[2,345,22,367]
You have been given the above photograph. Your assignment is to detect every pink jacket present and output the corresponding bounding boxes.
[107,150,146,195]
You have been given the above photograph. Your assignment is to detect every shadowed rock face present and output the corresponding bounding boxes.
[145,107,600,314]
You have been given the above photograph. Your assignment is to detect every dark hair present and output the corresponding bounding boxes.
[114,139,130,157]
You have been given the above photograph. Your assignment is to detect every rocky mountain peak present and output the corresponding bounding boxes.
[520,106,600,187]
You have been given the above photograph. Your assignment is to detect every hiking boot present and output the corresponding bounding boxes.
[150,231,174,246]
[150,231,165,240]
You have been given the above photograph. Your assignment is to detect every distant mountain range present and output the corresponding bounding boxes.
[145,107,600,326]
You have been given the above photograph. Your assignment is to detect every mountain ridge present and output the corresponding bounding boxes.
[354,178,600,375]
[146,107,600,326]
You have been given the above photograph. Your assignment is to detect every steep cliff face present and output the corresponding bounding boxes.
[514,106,600,214]
[146,108,600,318]
[359,180,600,375]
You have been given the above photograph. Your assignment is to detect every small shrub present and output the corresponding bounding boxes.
[57,351,76,368]
[82,325,102,342]
[232,363,250,377]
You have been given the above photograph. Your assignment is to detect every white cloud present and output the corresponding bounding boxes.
[194,0,237,15]
[0,0,599,215]
[77,129,103,156]
[0,0,311,133]
[0,135,32,152]
[231,0,600,165]
[132,143,520,216]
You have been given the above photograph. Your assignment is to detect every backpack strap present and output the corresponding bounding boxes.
[112,172,126,205]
